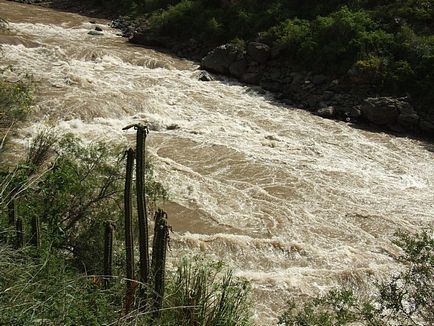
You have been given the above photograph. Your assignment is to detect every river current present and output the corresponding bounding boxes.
[1,1,433,323]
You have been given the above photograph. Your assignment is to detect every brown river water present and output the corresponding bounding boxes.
[1,1,434,323]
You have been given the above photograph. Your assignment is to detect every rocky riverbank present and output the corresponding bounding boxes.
[126,22,434,137]
[200,42,434,137]
[7,1,434,138]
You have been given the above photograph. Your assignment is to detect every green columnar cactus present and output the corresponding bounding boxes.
[8,197,15,226]
[151,209,170,320]
[15,217,23,249]
[135,125,150,291]
[104,221,114,288]
[124,148,135,313]
[30,216,40,248]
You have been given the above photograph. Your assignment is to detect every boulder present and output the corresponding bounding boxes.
[398,113,419,129]
[315,106,336,119]
[201,44,241,74]
[312,74,327,86]
[95,26,103,32]
[88,31,103,36]
[247,42,270,64]
[241,72,261,84]
[198,71,214,81]
[361,97,401,125]
[229,59,248,78]
[419,120,434,134]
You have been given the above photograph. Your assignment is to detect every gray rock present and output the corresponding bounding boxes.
[419,120,434,134]
[247,42,270,64]
[201,44,241,74]
[260,81,282,92]
[198,71,214,81]
[95,26,103,32]
[361,97,401,125]
[290,72,304,85]
[312,74,327,85]
[315,106,336,119]
[88,31,103,36]
[229,60,248,78]
[398,113,419,129]
[241,72,261,84]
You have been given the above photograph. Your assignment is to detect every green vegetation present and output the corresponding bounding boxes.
[0,67,34,126]
[0,65,34,152]
[0,131,252,325]
[101,0,434,113]
[278,229,434,326]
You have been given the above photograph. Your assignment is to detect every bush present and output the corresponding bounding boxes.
[0,72,34,126]
[278,229,434,326]
[161,256,252,326]
[0,132,167,273]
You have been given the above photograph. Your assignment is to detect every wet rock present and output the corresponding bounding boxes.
[241,72,261,85]
[229,59,248,78]
[260,81,282,92]
[201,44,241,74]
[166,124,180,130]
[95,26,103,32]
[290,72,304,85]
[129,32,169,46]
[198,71,214,81]
[398,112,419,129]
[312,74,327,86]
[361,97,401,125]
[419,120,434,134]
[246,42,270,64]
[88,30,103,36]
[89,20,96,24]
[315,106,336,119]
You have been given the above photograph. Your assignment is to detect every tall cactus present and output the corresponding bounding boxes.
[8,196,16,226]
[30,216,40,248]
[15,217,23,249]
[123,123,151,303]
[124,148,135,313]
[104,221,114,288]
[151,209,170,320]
[135,125,150,289]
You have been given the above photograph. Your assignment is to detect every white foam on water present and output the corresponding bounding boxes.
[2,2,434,324]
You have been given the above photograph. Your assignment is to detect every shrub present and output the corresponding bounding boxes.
[278,229,434,326]
[0,72,34,126]
[161,256,253,326]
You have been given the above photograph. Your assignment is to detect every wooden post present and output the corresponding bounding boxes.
[104,221,114,288]
[124,148,135,313]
